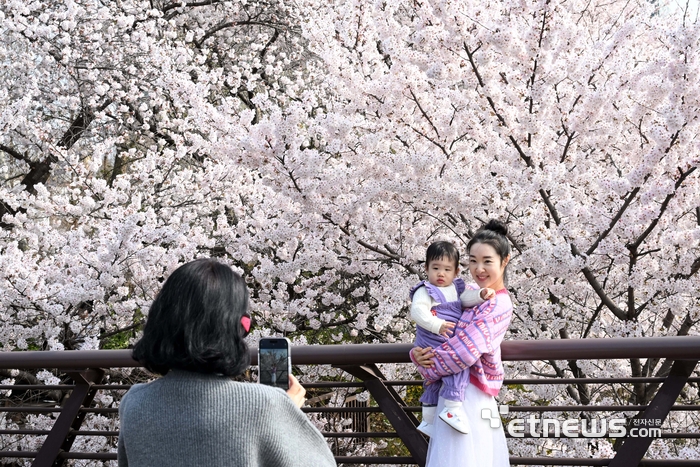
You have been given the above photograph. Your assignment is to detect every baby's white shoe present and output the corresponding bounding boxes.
[416,420,435,437]
[439,406,470,434]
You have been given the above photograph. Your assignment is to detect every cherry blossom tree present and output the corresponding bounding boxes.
[294,0,700,459]
[1,0,699,462]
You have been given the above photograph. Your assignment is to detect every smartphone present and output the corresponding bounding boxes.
[258,337,291,390]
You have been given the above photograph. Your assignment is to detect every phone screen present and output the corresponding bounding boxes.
[258,338,291,390]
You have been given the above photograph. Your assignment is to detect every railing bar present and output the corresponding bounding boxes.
[6,430,699,439]
[1,336,700,369]
[503,433,700,439]
[0,430,127,438]
[505,405,651,412]
[503,405,700,412]
[340,432,700,440]
[300,378,700,387]
[382,378,700,385]
[334,457,416,464]
[638,462,700,466]
[78,408,118,413]
[303,382,366,388]
[20,454,686,467]
[7,454,680,467]
[304,407,382,413]
[0,452,38,459]
[7,379,700,391]
[307,404,700,413]
[56,452,117,460]
[509,458,609,466]
[0,385,75,390]
[5,382,696,393]
[91,385,132,390]
[33,430,700,440]
[512,460,700,467]
[3,405,698,415]
[505,377,700,384]
[0,451,122,461]
[0,384,128,390]
[5,378,700,391]
[0,408,62,413]
[303,407,422,413]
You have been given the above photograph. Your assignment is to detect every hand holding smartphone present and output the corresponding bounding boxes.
[258,337,291,390]
[286,374,306,408]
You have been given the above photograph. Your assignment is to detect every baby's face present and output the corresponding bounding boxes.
[426,256,459,288]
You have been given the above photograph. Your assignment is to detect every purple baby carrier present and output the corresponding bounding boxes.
[411,278,471,404]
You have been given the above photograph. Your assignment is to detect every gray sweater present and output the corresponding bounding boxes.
[118,370,336,467]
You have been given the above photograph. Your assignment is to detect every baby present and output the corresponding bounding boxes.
[410,241,494,436]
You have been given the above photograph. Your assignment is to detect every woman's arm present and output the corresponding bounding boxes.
[418,297,513,382]
[261,388,336,466]
[117,393,131,467]
[117,434,128,467]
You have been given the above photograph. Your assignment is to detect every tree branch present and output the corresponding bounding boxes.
[408,88,441,139]
[59,100,111,150]
[643,312,695,403]
[99,322,144,341]
[408,125,449,158]
[322,213,419,275]
[126,102,176,147]
[675,256,700,280]
[162,0,221,13]
[463,43,507,127]
[586,187,640,256]
[627,166,697,252]
[195,20,282,48]
[0,144,31,163]
[559,124,575,163]
[573,250,626,319]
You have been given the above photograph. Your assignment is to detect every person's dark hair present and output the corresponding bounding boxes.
[133,258,250,377]
[467,219,512,279]
[426,241,460,269]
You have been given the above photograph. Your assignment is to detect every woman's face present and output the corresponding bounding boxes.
[469,242,509,290]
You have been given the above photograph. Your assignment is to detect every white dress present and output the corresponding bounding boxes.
[425,383,510,467]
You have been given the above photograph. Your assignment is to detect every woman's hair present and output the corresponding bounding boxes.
[467,219,512,279]
[132,258,250,376]
[426,241,460,269]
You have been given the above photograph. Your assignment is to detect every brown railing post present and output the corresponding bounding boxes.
[609,359,698,467]
[32,368,104,467]
[339,363,427,467]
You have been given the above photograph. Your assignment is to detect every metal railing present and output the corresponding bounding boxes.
[1,336,699,466]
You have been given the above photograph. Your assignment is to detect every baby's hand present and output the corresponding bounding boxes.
[481,288,496,300]
[439,321,455,338]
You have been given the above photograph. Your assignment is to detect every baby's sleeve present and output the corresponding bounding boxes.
[410,286,444,335]
[460,288,485,308]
